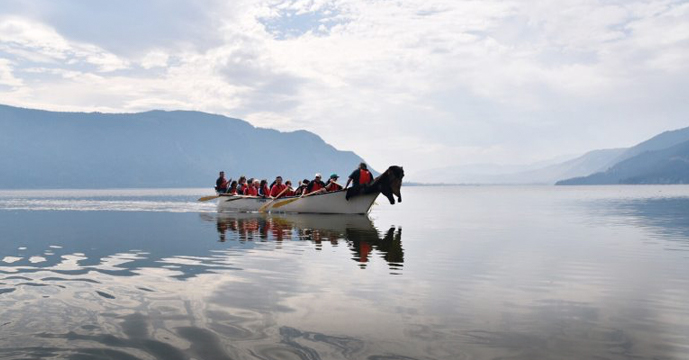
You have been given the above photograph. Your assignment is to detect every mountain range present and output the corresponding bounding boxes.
[410,125,689,185]
[2,104,687,187]
[556,127,689,185]
[0,104,369,189]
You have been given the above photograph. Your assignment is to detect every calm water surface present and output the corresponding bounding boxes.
[0,186,688,360]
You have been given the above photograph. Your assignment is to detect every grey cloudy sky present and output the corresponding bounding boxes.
[1,0,688,180]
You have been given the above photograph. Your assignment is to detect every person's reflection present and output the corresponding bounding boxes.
[217,218,229,242]
[211,214,404,269]
[259,217,270,241]
[269,218,287,242]
[346,226,403,269]
[378,227,403,264]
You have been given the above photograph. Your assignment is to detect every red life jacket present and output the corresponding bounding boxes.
[359,170,372,185]
[270,184,287,197]
[359,242,372,262]
[310,181,324,192]
[326,182,342,192]
[244,186,258,196]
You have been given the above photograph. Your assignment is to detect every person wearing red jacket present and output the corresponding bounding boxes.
[325,173,343,192]
[270,176,288,198]
[259,179,271,198]
[227,180,238,195]
[304,173,326,195]
[237,176,248,194]
[345,163,373,189]
[283,181,295,197]
[215,171,228,193]
[244,179,259,196]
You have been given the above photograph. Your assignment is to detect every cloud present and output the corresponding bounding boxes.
[0,17,128,72]
[0,1,688,175]
[140,51,169,69]
[0,59,22,87]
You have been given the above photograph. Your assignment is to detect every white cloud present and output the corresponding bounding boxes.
[140,50,169,69]
[1,1,689,175]
[0,58,23,87]
[0,17,128,71]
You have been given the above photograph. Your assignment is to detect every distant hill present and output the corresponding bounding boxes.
[409,125,689,185]
[408,160,567,184]
[608,126,689,166]
[556,140,689,185]
[557,126,689,185]
[501,148,627,184]
[411,149,625,185]
[0,104,369,189]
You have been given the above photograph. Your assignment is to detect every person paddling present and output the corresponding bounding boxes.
[259,179,271,198]
[237,176,248,194]
[294,179,309,196]
[283,180,295,197]
[270,176,288,198]
[303,173,326,196]
[227,180,238,195]
[325,173,343,192]
[244,179,259,196]
[215,171,228,193]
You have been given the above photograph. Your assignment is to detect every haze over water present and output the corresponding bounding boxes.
[0,186,688,360]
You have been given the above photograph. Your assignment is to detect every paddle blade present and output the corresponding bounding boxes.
[270,197,300,209]
[197,195,220,202]
[258,202,271,213]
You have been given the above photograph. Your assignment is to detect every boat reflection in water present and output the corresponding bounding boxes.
[203,213,404,270]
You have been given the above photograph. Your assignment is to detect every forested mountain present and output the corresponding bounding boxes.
[0,104,369,189]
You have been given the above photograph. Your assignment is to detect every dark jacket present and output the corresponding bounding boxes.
[306,179,326,193]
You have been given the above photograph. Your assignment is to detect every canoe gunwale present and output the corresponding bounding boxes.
[217,188,347,200]
[216,189,378,215]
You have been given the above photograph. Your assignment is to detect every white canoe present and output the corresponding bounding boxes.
[217,190,379,214]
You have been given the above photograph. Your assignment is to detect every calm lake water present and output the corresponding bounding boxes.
[0,186,688,360]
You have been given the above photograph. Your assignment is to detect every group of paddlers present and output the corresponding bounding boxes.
[214,162,374,199]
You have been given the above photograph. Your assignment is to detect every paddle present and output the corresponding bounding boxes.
[268,188,324,209]
[258,186,292,213]
[269,197,301,209]
[198,193,253,203]
[198,195,220,202]
[200,177,234,202]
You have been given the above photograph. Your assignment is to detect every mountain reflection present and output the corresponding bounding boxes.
[586,196,689,245]
[206,213,404,270]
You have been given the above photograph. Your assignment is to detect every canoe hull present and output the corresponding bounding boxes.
[217,190,379,214]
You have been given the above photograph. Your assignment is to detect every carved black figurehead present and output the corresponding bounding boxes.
[345,165,404,204]
[377,165,404,204]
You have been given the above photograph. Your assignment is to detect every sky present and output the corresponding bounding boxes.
[0,0,688,179]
